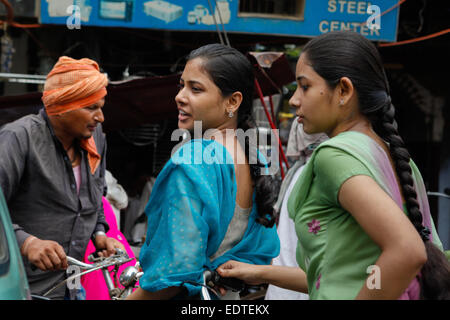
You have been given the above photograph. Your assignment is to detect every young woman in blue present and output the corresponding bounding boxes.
[127,44,280,299]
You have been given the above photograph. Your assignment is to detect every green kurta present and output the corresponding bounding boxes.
[288,131,442,300]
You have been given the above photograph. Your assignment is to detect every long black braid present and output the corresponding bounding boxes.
[370,99,430,240]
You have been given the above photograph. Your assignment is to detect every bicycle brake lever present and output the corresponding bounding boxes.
[88,248,128,262]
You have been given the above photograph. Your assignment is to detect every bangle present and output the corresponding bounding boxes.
[92,231,106,240]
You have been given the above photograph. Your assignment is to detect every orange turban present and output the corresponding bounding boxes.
[42,56,108,175]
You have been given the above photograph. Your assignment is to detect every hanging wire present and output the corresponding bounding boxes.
[206,0,224,45]
[213,0,231,47]
[350,0,448,48]
[379,28,450,47]
[0,0,42,28]
[357,0,407,28]
[417,0,427,33]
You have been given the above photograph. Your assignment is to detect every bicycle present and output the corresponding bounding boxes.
[32,248,142,300]
[32,251,264,300]
[191,269,266,300]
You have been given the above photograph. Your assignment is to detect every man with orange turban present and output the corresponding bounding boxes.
[0,56,124,299]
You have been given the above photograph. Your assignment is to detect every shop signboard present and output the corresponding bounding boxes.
[40,0,399,42]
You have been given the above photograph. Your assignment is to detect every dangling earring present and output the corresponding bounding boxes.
[339,99,344,106]
[228,110,234,118]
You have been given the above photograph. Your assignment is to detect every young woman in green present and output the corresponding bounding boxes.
[217,31,450,300]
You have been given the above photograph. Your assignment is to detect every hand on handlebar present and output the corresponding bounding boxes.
[93,235,126,257]
[21,236,68,271]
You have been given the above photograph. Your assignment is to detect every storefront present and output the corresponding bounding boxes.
[40,0,399,42]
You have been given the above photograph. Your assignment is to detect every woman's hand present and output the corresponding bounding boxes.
[217,260,266,286]
[218,261,309,294]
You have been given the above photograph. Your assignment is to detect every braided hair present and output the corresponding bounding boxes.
[302,31,450,299]
[186,44,277,227]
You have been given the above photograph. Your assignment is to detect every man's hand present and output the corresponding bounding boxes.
[21,236,68,271]
[93,234,126,257]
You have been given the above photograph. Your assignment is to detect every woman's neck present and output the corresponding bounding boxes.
[331,118,390,153]
[329,116,373,138]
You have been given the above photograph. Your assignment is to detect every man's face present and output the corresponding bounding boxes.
[58,98,105,140]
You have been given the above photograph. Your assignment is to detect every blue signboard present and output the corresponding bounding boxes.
[40,1,399,42]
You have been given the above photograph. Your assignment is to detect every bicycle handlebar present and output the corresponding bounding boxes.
[40,248,136,298]
[30,248,129,271]
[66,256,95,269]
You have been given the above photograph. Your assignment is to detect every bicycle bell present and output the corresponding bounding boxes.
[119,265,139,287]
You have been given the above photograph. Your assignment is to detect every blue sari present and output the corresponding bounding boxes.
[138,139,280,296]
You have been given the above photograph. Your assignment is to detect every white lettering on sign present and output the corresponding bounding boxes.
[328,1,373,15]
[324,1,382,35]
[319,20,380,36]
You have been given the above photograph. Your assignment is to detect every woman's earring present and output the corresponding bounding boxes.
[339,99,344,106]
[228,110,234,118]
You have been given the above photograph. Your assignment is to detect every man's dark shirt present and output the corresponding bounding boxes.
[0,108,109,299]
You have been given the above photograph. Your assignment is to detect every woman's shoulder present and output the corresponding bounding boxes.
[320,131,369,147]
[313,144,357,167]
[313,131,374,164]
[312,140,372,182]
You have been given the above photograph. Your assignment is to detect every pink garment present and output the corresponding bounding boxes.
[81,197,138,300]
[72,165,81,195]
[398,274,421,300]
